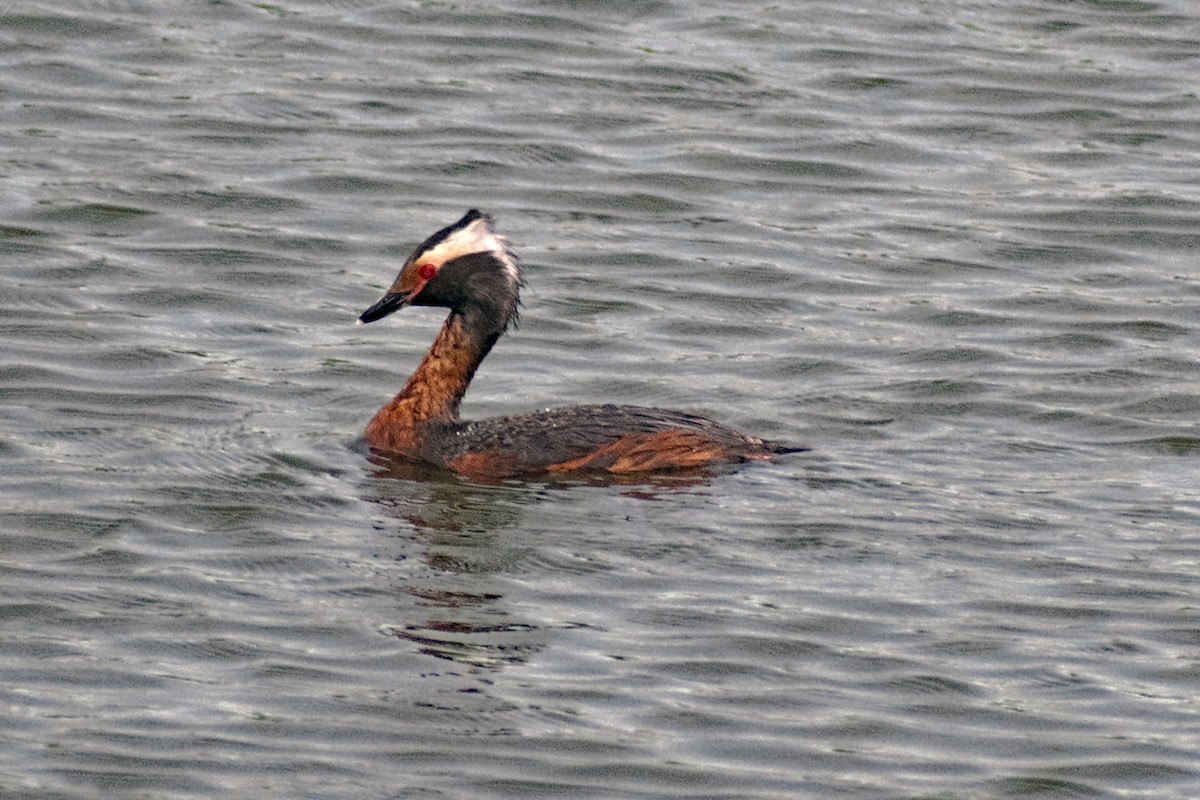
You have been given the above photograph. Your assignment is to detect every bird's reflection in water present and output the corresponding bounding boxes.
[362,457,543,670]
[361,454,720,669]
[369,450,728,493]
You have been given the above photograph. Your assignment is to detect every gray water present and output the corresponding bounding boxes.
[3,2,1200,798]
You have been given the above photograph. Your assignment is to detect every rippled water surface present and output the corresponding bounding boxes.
[3,2,1200,798]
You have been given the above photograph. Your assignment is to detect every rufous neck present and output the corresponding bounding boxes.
[394,311,497,422]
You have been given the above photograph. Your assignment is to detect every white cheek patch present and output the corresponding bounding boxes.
[421,217,520,286]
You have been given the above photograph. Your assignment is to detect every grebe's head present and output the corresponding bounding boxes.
[358,209,522,330]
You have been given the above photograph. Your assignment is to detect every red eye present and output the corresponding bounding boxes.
[417,263,437,281]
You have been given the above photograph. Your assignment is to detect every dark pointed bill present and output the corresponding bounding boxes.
[357,291,410,325]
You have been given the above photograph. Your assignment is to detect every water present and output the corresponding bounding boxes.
[2,1,1200,797]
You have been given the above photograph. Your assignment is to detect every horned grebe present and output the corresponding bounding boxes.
[357,210,800,478]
